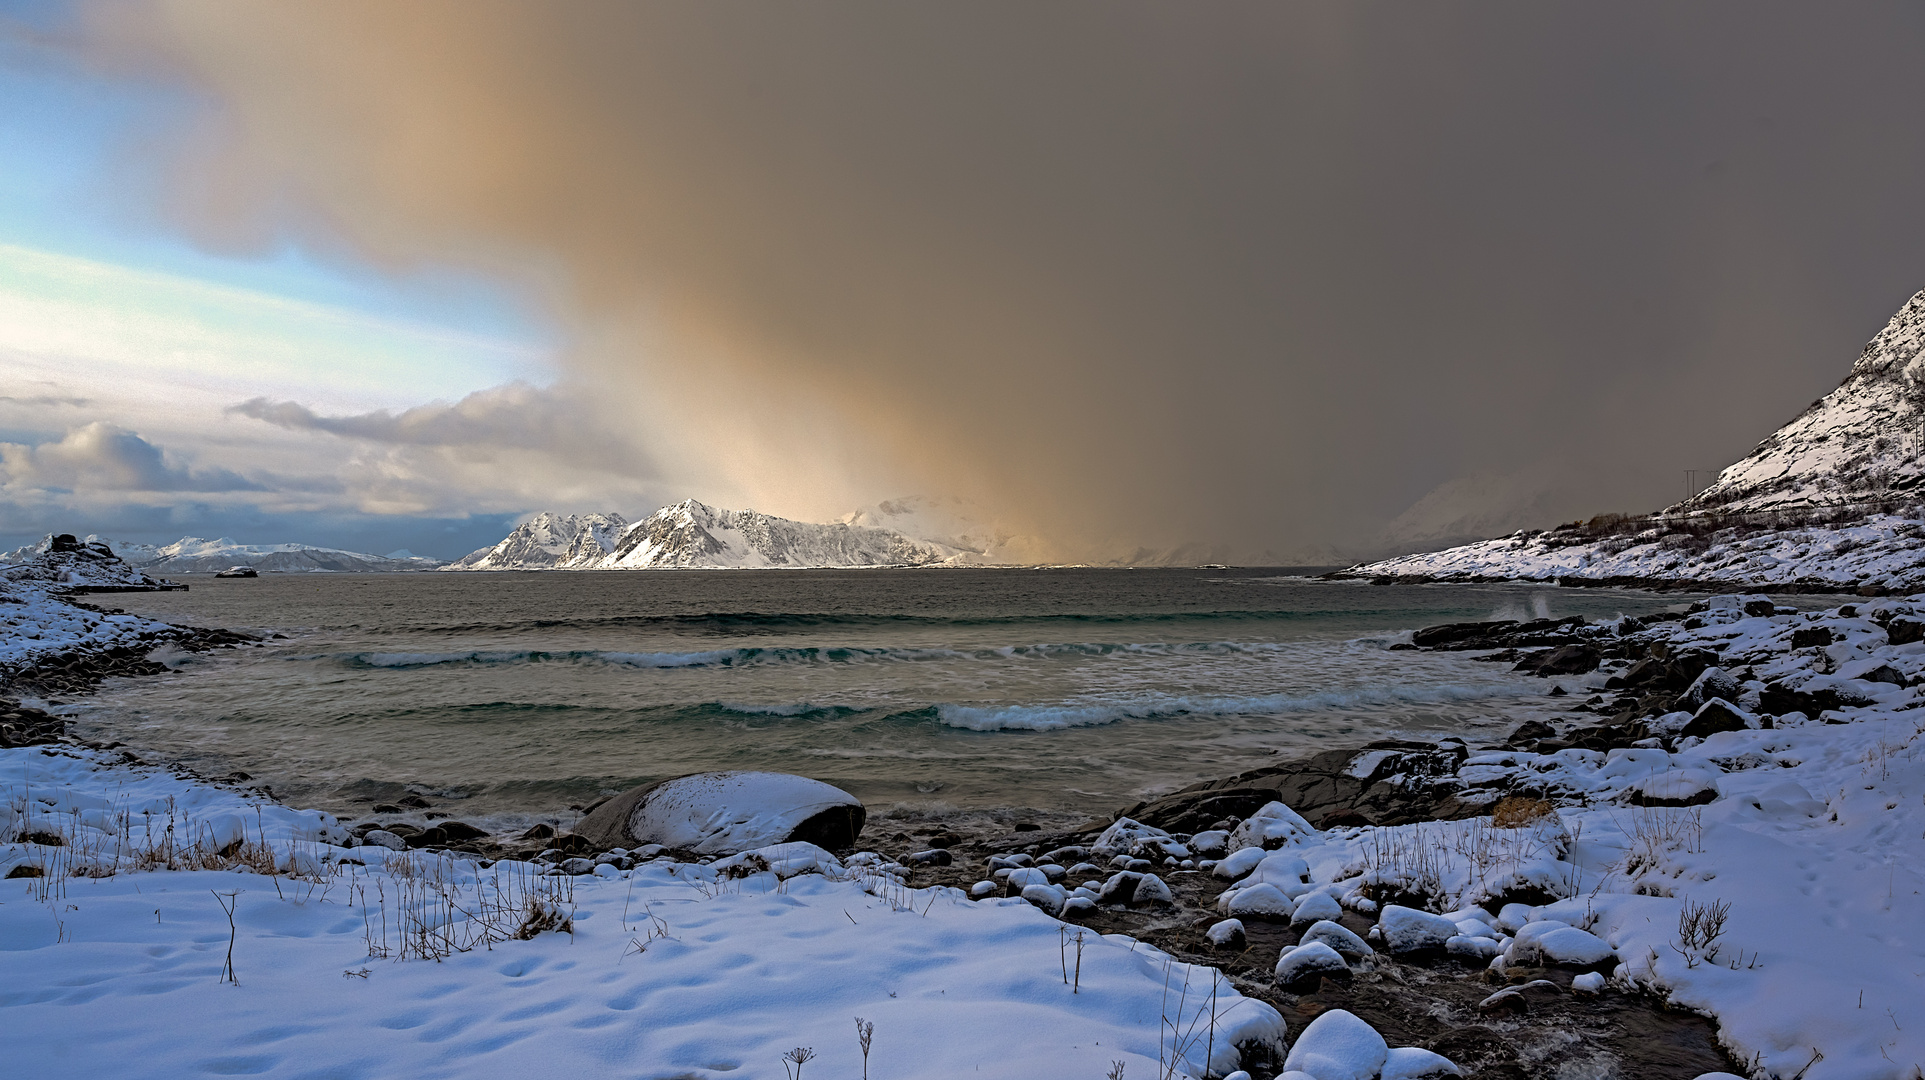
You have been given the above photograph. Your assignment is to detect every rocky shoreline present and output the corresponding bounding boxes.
[12,553,1919,1077]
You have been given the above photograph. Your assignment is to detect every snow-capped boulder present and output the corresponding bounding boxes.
[574,771,864,854]
[1381,1047,1463,1080]
[1020,883,1067,916]
[1206,918,1247,950]
[1213,845,1268,880]
[1300,919,1374,959]
[1132,874,1175,907]
[1190,829,1231,856]
[711,842,846,880]
[1630,767,1722,807]
[1506,921,1614,968]
[1226,883,1295,921]
[1283,1008,1388,1080]
[1376,905,1459,955]
[1275,941,1350,988]
[1681,666,1742,712]
[1289,892,1344,928]
[1228,801,1317,850]
[1091,817,1172,858]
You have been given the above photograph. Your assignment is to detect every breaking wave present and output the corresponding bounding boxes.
[934,682,1535,732]
[340,640,1291,671]
[418,608,1398,635]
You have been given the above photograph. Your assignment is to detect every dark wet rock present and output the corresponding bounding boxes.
[1860,663,1906,686]
[1884,617,1925,646]
[370,803,404,814]
[1791,626,1835,649]
[519,823,557,841]
[1513,644,1599,676]
[903,848,953,867]
[1114,741,1480,834]
[1681,699,1751,740]
[0,701,65,749]
[408,821,489,848]
[397,795,431,809]
[1504,721,1555,748]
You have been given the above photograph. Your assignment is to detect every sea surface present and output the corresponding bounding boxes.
[78,569,1702,827]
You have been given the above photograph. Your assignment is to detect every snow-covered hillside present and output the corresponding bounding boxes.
[447,500,972,570]
[1347,511,1925,592]
[443,512,629,570]
[1687,288,1925,514]
[604,499,964,569]
[1349,288,1925,589]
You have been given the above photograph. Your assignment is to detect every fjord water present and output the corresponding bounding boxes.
[82,570,1693,826]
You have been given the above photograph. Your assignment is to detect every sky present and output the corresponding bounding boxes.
[6,2,1925,562]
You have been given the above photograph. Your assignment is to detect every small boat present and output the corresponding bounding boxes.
[214,565,259,578]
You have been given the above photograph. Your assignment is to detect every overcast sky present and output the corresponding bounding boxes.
[6,2,1925,561]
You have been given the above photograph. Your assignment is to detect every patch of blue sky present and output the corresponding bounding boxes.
[0,16,558,401]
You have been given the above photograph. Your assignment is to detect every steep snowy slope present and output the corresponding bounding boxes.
[445,512,629,570]
[1347,288,1925,589]
[603,499,965,568]
[1688,288,1925,513]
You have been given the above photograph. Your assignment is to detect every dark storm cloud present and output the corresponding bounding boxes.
[82,1,1925,560]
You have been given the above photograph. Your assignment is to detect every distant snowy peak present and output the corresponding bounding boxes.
[840,495,1045,565]
[1,535,436,573]
[1688,288,1925,515]
[144,537,442,574]
[604,499,964,569]
[447,500,973,570]
[447,512,630,570]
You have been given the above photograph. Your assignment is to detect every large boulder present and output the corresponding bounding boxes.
[574,771,864,854]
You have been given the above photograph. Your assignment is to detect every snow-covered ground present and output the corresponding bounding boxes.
[0,546,182,676]
[1347,512,1925,593]
[1,744,1294,1079]
[8,577,1923,1077]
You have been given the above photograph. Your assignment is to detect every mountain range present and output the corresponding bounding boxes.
[0,536,443,574]
[446,499,976,570]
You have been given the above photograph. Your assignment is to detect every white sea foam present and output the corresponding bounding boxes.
[935,682,1537,731]
[346,640,1289,671]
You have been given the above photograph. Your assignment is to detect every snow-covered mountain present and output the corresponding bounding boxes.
[144,538,443,574]
[0,535,439,573]
[447,500,971,570]
[1345,288,1925,590]
[1687,289,1925,514]
[443,512,630,570]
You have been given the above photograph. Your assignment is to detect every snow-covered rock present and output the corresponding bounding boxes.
[1225,883,1295,921]
[1275,941,1350,987]
[1376,905,1460,955]
[1506,921,1614,969]
[1283,1008,1389,1080]
[573,771,864,854]
[1300,919,1374,959]
[1227,801,1317,850]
